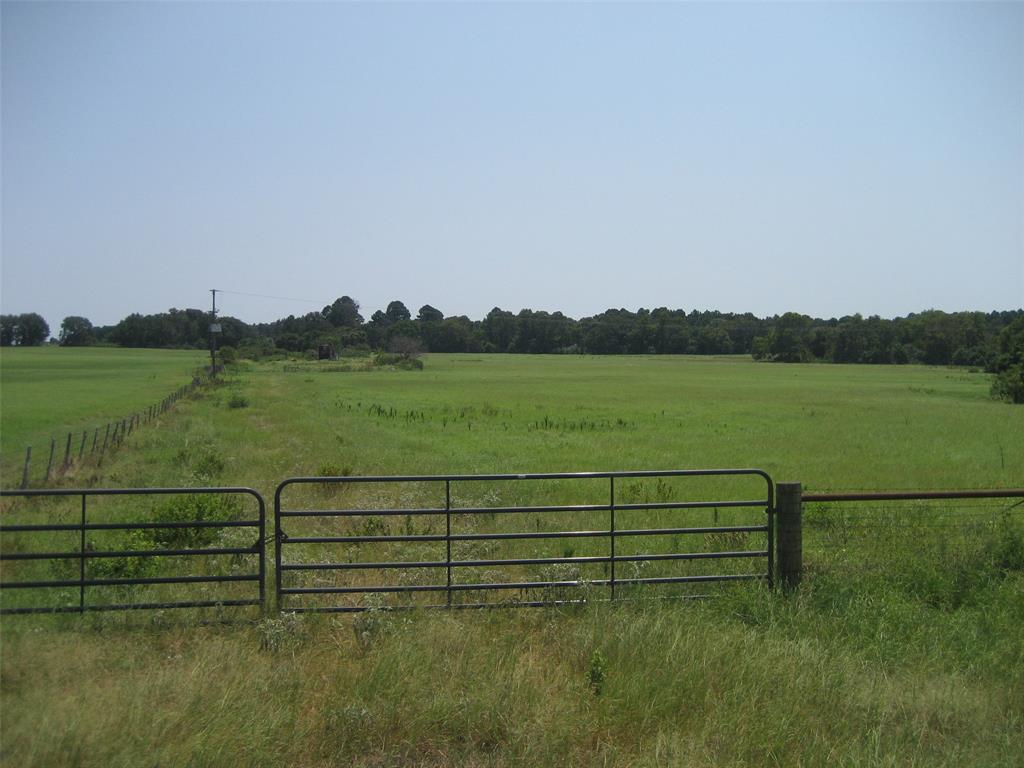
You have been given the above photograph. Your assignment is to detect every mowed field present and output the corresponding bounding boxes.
[0,347,208,483]
[1,350,1022,767]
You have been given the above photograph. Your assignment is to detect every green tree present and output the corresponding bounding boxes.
[385,301,411,323]
[767,313,812,362]
[59,316,96,346]
[322,296,364,328]
[13,313,50,346]
[988,316,1024,404]
[417,305,444,324]
[0,315,16,346]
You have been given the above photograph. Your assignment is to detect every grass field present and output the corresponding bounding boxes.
[0,347,208,484]
[1,351,1022,766]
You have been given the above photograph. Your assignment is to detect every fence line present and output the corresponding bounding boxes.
[1,475,1022,618]
[775,485,1024,588]
[12,375,208,489]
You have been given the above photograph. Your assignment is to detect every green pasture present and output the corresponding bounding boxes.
[201,353,1020,493]
[1,351,1022,766]
[0,347,207,483]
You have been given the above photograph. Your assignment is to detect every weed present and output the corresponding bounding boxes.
[587,649,607,696]
[227,394,249,409]
[257,612,306,653]
[352,597,392,651]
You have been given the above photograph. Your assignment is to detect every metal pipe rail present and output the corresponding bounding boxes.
[275,469,775,613]
[0,487,266,615]
[802,489,1024,503]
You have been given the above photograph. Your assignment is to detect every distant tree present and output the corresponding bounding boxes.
[0,315,16,346]
[13,313,50,346]
[482,307,516,352]
[322,296,364,328]
[766,313,812,362]
[988,316,1024,404]
[59,316,96,346]
[417,305,444,324]
[385,301,412,324]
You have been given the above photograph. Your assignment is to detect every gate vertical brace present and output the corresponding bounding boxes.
[274,491,283,615]
[257,495,266,613]
[79,494,87,613]
[609,476,616,600]
[445,480,452,607]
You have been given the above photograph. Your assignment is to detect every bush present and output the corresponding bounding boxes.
[991,365,1024,404]
[227,394,249,409]
[150,493,243,549]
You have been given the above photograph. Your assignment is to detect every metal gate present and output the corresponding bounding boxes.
[0,487,266,615]
[275,469,774,612]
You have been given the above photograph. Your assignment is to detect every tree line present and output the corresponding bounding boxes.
[4,298,1022,400]
[2,300,1017,366]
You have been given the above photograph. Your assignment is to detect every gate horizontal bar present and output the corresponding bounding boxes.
[0,599,261,616]
[280,572,761,595]
[0,487,264,498]
[0,520,259,533]
[278,498,768,518]
[282,524,767,546]
[1,545,257,561]
[278,468,773,485]
[280,550,767,572]
[282,594,714,613]
[2,574,259,589]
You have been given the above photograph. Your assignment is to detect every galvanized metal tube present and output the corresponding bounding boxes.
[446,479,452,607]
[609,476,616,600]
[80,494,86,612]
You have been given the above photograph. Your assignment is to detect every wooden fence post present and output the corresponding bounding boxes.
[45,438,56,481]
[63,432,73,468]
[21,447,31,489]
[776,482,803,590]
[78,430,87,461]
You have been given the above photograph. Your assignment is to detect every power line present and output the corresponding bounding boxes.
[213,289,331,306]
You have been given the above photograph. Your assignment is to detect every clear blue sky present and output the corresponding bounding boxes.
[2,1,1022,333]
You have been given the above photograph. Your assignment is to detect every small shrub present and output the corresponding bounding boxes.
[192,449,225,480]
[227,394,249,409]
[991,366,1024,404]
[150,493,242,549]
[83,530,157,580]
[317,462,352,491]
[318,462,352,477]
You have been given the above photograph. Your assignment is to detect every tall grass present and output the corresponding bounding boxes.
[1,354,1022,766]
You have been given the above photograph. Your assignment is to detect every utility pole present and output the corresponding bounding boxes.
[209,289,220,377]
